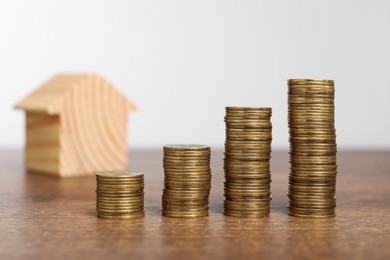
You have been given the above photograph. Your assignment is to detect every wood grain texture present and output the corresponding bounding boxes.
[0,150,389,259]
[25,113,60,174]
[15,74,135,177]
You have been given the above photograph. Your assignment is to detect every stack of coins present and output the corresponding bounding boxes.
[288,79,337,218]
[162,145,211,218]
[96,171,144,219]
[223,107,272,218]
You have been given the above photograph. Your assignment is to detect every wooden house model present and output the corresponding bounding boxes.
[15,74,135,177]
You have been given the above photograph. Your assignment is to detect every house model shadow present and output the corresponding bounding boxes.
[15,74,135,177]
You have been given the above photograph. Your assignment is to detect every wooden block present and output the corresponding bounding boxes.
[15,73,136,177]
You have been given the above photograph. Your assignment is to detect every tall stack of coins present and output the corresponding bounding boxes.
[288,79,337,218]
[96,171,144,219]
[223,107,272,218]
[162,145,211,218]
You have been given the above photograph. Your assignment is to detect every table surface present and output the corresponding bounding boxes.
[0,150,389,260]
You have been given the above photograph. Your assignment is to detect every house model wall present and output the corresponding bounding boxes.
[15,74,135,177]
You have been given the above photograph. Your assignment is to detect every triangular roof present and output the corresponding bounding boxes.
[15,73,136,115]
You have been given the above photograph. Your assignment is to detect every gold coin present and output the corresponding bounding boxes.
[288,196,336,203]
[97,208,145,214]
[164,169,211,174]
[96,171,143,179]
[162,196,208,203]
[288,79,334,85]
[290,150,337,156]
[162,208,209,213]
[96,202,143,208]
[289,180,336,187]
[162,199,208,205]
[225,117,271,122]
[225,195,271,202]
[289,175,337,182]
[96,188,144,193]
[162,189,210,195]
[163,157,210,163]
[96,179,144,185]
[163,152,210,157]
[164,178,211,183]
[226,131,273,136]
[289,206,335,213]
[226,128,272,133]
[224,199,269,207]
[224,182,271,189]
[163,165,211,170]
[289,178,336,184]
[290,154,337,160]
[225,174,271,179]
[223,210,270,218]
[225,124,272,129]
[163,185,211,191]
[224,187,271,193]
[287,103,335,106]
[162,211,208,218]
[224,154,271,161]
[224,167,270,173]
[162,192,210,199]
[96,193,143,199]
[225,177,271,182]
[288,191,335,197]
[225,141,272,148]
[289,202,335,209]
[163,158,210,162]
[288,88,334,94]
[97,205,144,211]
[97,205,144,210]
[164,172,211,177]
[164,177,211,183]
[290,148,337,154]
[164,144,210,150]
[162,207,209,212]
[288,212,335,219]
[97,212,144,219]
[164,177,211,182]
[97,183,144,189]
[162,203,208,209]
[96,178,144,184]
[288,94,334,100]
[225,137,272,142]
[224,188,270,194]
[288,185,335,191]
[226,107,272,113]
[290,174,337,180]
[290,165,337,171]
[163,182,211,188]
[97,196,144,202]
[225,118,272,123]
[224,159,270,166]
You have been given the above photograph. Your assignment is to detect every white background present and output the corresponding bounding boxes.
[1,0,389,149]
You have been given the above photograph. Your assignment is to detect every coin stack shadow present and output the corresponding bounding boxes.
[162,145,211,218]
[223,107,272,218]
[288,79,337,218]
[96,171,144,219]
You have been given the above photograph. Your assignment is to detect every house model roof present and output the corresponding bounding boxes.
[15,74,135,114]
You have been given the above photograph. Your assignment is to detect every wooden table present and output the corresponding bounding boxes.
[0,150,389,259]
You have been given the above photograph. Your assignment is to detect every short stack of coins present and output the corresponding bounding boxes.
[223,107,272,218]
[96,171,144,219]
[288,79,337,218]
[162,145,211,218]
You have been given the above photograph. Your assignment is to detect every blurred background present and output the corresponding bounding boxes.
[0,0,389,150]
